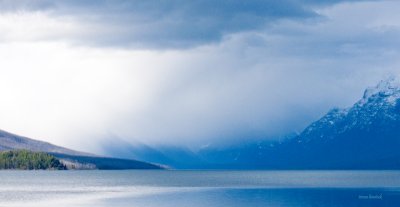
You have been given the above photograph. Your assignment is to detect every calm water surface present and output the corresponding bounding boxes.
[0,170,399,206]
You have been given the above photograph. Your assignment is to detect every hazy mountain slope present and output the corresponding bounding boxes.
[0,129,162,169]
[100,139,207,169]
[0,129,91,156]
[101,135,287,169]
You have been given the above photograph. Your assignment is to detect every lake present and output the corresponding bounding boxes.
[0,170,399,206]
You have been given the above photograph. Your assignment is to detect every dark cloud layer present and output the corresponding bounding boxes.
[0,0,374,48]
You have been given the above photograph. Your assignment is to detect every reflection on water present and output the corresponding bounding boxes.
[0,170,399,207]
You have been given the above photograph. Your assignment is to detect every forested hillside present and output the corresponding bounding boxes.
[0,150,66,170]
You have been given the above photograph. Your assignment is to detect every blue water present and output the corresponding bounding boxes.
[0,170,399,206]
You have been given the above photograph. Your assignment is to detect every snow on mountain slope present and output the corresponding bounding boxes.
[300,77,400,142]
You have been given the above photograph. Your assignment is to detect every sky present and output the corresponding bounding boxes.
[0,0,400,152]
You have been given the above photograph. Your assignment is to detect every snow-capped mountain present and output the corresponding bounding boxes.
[285,77,400,169]
[301,77,400,142]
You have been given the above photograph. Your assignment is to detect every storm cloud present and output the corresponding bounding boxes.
[0,0,375,48]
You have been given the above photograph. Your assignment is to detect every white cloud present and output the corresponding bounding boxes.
[0,11,80,42]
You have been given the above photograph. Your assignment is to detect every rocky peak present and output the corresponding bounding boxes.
[359,76,400,106]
